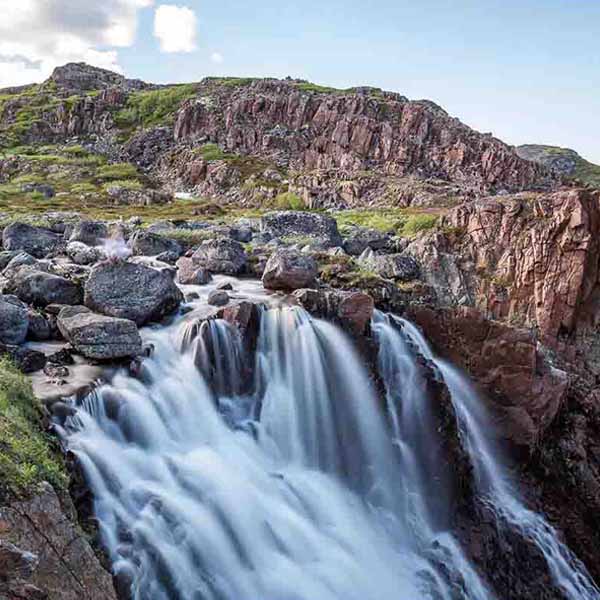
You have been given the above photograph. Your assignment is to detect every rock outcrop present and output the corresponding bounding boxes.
[262,249,318,291]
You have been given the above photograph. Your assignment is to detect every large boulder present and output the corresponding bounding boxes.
[175,256,211,285]
[129,230,182,257]
[261,211,342,247]
[5,269,82,307]
[66,241,104,265]
[359,249,420,282]
[84,261,183,325]
[2,223,62,258]
[58,306,142,359]
[342,227,391,255]
[191,238,247,275]
[262,249,318,290]
[68,220,108,246]
[0,295,29,345]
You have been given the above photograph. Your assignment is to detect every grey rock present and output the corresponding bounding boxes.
[66,241,104,265]
[0,295,29,345]
[0,343,46,373]
[129,230,182,257]
[27,309,52,341]
[21,182,55,198]
[5,269,82,307]
[84,260,183,325]
[3,223,62,258]
[192,238,247,275]
[343,227,391,255]
[69,220,108,245]
[207,290,230,306]
[262,249,318,291]
[0,251,19,270]
[262,211,342,247]
[58,305,142,359]
[176,257,212,285]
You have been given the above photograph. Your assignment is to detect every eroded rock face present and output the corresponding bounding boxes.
[408,305,568,449]
[58,305,142,359]
[84,260,183,325]
[0,483,117,600]
[174,80,551,194]
[3,223,62,258]
[262,249,318,291]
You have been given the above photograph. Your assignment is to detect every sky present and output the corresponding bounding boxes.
[0,0,598,163]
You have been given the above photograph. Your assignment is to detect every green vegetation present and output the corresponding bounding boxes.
[209,77,257,88]
[102,179,144,192]
[334,208,440,237]
[401,213,439,236]
[97,162,141,181]
[114,84,196,131]
[197,143,234,162]
[294,82,346,94]
[272,191,305,210]
[0,359,67,495]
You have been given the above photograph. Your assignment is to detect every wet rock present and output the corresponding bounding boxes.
[0,250,19,270]
[0,294,29,344]
[129,230,182,257]
[58,305,142,360]
[2,223,62,258]
[261,211,342,247]
[191,238,247,275]
[26,308,52,341]
[5,269,82,307]
[68,220,109,246]
[46,347,75,366]
[84,260,183,325]
[262,249,318,290]
[208,290,230,307]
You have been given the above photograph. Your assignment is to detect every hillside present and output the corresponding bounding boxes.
[0,62,559,224]
[516,144,600,188]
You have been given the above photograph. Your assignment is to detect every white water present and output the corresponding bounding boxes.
[58,301,599,599]
[375,312,600,600]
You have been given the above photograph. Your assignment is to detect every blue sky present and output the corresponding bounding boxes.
[1,1,598,162]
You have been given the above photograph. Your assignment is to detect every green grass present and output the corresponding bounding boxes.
[97,162,141,181]
[401,213,439,237]
[102,178,144,191]
[208,77,257,88]
[294,82,346,94]
[196,143,234,162]
[334,208,441,237]
[114,84,197,131]
[272,191,306,210]
[0,359,67,496]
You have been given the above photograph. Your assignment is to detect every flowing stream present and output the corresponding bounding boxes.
[59,298,599,600]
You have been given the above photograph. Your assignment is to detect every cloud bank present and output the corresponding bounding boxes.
[154,5,198,53]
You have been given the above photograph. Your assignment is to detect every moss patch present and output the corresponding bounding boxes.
[0,359,67,497]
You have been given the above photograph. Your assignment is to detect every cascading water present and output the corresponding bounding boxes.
[57,299,599,600]
[373,311,600,600]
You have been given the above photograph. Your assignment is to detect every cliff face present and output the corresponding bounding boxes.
[174,80,552,194]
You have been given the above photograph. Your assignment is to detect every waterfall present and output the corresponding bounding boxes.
[374,311,600,600]
[57,303,599,599]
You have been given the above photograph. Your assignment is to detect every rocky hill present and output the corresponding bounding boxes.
[516,144,600,188]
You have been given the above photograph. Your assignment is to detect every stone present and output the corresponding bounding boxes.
[68,220,109,245]
[5,269,82,307]
[208,290,230,306]
[192,238,247,275]
[262,249,318,290]
[0,294,29,344]
[21,182,55,198]
[58,305,142,359]
[66,241,104,265]
[261,211,343,247]
[26,309,52,341]
[343,227,391,255]
[375,254,420,281]
[2,223,62,258]
[129,230,182,257]
[176,256,212,285]
[0,343,46,373]
[84,260,183,325]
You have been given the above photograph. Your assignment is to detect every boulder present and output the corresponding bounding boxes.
[5,270,82,307]
[68,220,108,246]
[0,251,19,270]
[129,230,182,257]
[207,290,229,307]
[192,238,247,275]
[262,249,318,290]
[0,343,46,373]
[2,223,62,258]
[58,306,142,359]
[27,309,52,341]
[84,261,183,325]
[261,211,342,247]
[66,241,104,265]
[359,249,420,282]
[176,257,212,285]
[0,295,29,345]
[343,227,391,255]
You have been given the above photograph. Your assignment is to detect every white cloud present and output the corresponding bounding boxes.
[210,52,224,64]
[0,0,152,87]
[154,5,198,53]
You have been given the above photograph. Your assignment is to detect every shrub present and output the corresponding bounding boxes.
[0,358,67,494]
